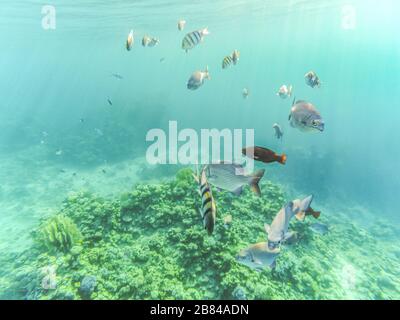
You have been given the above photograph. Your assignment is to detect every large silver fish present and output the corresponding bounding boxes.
[187,66,210,90]
[289,100,325,132]
[206,162,265,197]
[182,28,209,52]
[265,195,313,249]
[236,242,280,271]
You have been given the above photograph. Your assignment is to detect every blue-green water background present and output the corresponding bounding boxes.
[0,0,399,292]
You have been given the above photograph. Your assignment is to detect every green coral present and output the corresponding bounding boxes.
[35,215,82,253]
[1,168,400,300]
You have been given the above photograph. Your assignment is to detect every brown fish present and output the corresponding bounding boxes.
[306,206,321,219]
[242,146,287,165]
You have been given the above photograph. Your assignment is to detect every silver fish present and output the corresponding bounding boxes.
[178,20,186,31]
[242,88,249,99]
[182,28,209,52]
[126,30,134,51]
[289,100,325,132]
[193,167,216,235]
[272,123,283,140]
[236,242,280,271]
[277,85,293,99]
[206,162,265,197]
[305,71,321,88]
[187,66,210,90]
[309,223,329,235]
[265,195,313,249]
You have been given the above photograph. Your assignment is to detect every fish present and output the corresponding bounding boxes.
[223,214,233,229]
[272,123,283,140]
[187,66,210,90]
[59,169,66,173]
[111,73,123,80]
[292,196,320,221]
[305,71,321,88]
[306,207,321,219]
[289,99,325,132]
[277,85,293,99]
[193,167,216,235]
[160,57,166,63]
[142,35,159,47]
[242,146,287,165]
[80,118,85,123]
[107,98,113,106]
[178,20,186,31]
[222,50,240,69]
[126,30,134,51]
[55,149,63,156]
[265,195,313,249]
[102,169,107,174]
[206,162,265,197]
[182,28,209,52]
[236,242,280,271]
[309,222,329,235]
[242,88,249,99]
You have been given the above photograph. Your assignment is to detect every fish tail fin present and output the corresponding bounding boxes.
[309,207,321,219]
[279,154,287,165]
[249,169,265,197]
[202,27,210,36]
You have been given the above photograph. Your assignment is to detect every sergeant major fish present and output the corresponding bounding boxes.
[222,50,240,69]
[289,99,325,132]
[265,195,314,249]
[206,162,265,197]
[142,35,159,47]
[193,167,217,235]
[187,66,210,90]
[182,28,209,52]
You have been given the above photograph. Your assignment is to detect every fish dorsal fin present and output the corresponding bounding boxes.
[296,100,307,104]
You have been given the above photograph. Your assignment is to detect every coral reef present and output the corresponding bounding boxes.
[1,168,399,300]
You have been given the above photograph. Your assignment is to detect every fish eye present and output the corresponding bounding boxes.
[312,120,318,126]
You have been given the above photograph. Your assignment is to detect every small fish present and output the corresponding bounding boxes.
[160,57,166,63]
[142,35,159,47]
[292,197,320,221]
[94,128,104,136]
[222,50,240,69]
[306,207,321,219]
[289,100,325,132]
[72,172,77,177]
[107,98,113,106]
[193,167,217,235]
[236,242,280,271]
[206,162,265,197]
[111,73,123,80]
[102,169,107,174]
[223,215,233,229]
[59,169,66,173]
[182,28,209,52]
[55,149,63,156]
[187,66,211,90]
[242,146,287,165]
[309,222,329,235]
[126,30,134,51]
[242,88,249,99]
[265,195,313,249]
[305,71,321,88]
[178,20,186,31]
[277,85,293,99]
[272,123,283,140]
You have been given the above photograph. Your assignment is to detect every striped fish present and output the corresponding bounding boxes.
[193,166,216,235]
[182,28,209,52]
[222,50,240,69]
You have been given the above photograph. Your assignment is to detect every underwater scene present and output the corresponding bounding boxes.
[0,0,399,300]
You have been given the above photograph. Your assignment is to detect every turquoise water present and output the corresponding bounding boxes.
[0,0,399,300]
